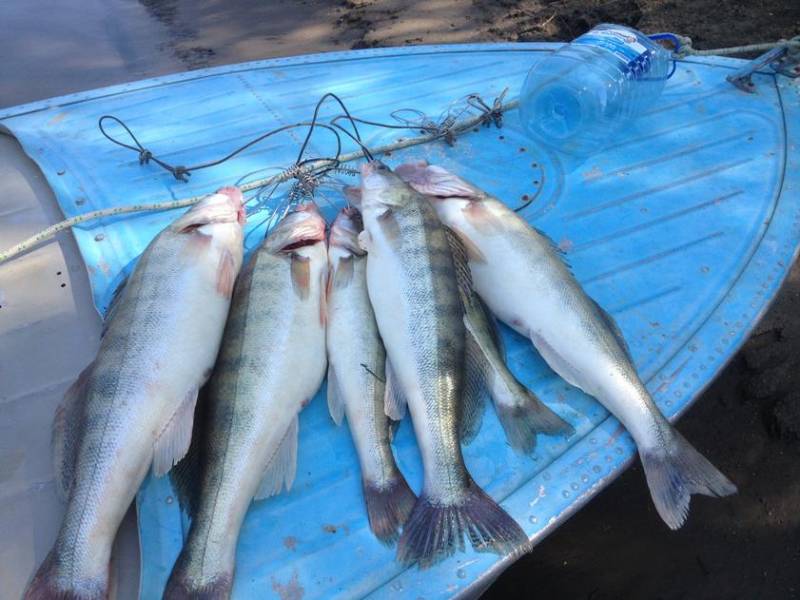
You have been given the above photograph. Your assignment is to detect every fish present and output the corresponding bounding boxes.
[445,226,575,453]
[325,206,416,544]
[24,187,246,600]
[358,161,528,568]
[163,203,328,599]
[395,161,737,529]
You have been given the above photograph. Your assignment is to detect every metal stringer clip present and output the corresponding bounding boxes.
[726,43,800,93]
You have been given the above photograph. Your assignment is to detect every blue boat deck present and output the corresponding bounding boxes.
[0,43,798,599]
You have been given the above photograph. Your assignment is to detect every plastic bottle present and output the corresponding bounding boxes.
[518,24,671,156]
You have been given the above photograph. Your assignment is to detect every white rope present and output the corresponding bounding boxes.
[678,35,800,57]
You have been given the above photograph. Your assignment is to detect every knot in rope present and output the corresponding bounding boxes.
[171,167,191,182]
[137,149,152,165]
[468,88,509,129]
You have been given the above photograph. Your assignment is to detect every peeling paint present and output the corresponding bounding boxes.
[271,571,304,600]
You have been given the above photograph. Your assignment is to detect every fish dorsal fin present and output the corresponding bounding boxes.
[444,226,473,300]
[461,324,489,444]
[52,364,92,501]
[101,275,128,338]
[384,360,407,421]
[532,226,572,272]
[589,297,633,362]
[319,266,328,327]
[327,366,345,426]
[474,294,504,355]
[153,388,199,477]
[255,415,298,500]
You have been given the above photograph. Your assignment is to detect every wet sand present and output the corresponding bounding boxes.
[0,1,798,598]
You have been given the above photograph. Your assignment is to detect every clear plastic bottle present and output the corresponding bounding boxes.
[519,24,671,156]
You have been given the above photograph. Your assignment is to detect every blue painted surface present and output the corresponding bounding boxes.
[1,43,798,599]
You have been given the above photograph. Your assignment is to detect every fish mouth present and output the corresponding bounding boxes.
[171,186,246,233]
[215,186,247,226]
[360,160,390,177]
[267,203,327,253]
[329,207,364,254]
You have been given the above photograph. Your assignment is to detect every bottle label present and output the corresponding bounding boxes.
[574,27,653,79]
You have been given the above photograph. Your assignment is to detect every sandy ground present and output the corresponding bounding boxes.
[1,0,799,598]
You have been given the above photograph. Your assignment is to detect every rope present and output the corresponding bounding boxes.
[12,24,797,264]
[0,96,519,264]
[99,116,347,182]
[676,35,800,57]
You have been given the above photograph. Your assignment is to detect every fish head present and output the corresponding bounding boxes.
[329,207,364,256]
[169,186,246,254]
[359,160,413,210]
[395,161,483,227]
[394,162,481,201]
[264,202,327,255]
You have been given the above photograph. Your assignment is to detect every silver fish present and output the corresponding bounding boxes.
[25,187,246,600]
[445,227,574,453]
[163,203,328,599]
[326,207,415,544]
[396,161,736,529]
[358,161,527,568]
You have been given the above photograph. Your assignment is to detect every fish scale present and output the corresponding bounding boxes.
[25,188,245,600]
[164,205,328,599]
[396,161,737,531]
[325,207,416,545]
[359,161,527,569]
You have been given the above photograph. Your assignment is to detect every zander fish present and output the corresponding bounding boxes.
[358,161,527,568]
[25,187,246,600]
[396,161,736,529]
[326,207,415,544]
[163,203,328,599]
[445,226,574,453]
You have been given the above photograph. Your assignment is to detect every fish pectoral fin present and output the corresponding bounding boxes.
[216,248,238,299]
[326,366,345,426]
[384,359,407,421]
[332,255,355,290]
[290,253,311,300]
[53,363,92,501]
[377,208,401,243]
[462,200,506,236]
[153,387,199,477]
[255,415,298,500]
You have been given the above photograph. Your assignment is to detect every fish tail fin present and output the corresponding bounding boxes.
[396,479,528,568]
[363,474,417,545]
[163,557,232,600]
[640,425,737,530]
[495,387,575,454]
[24,550,107,600]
